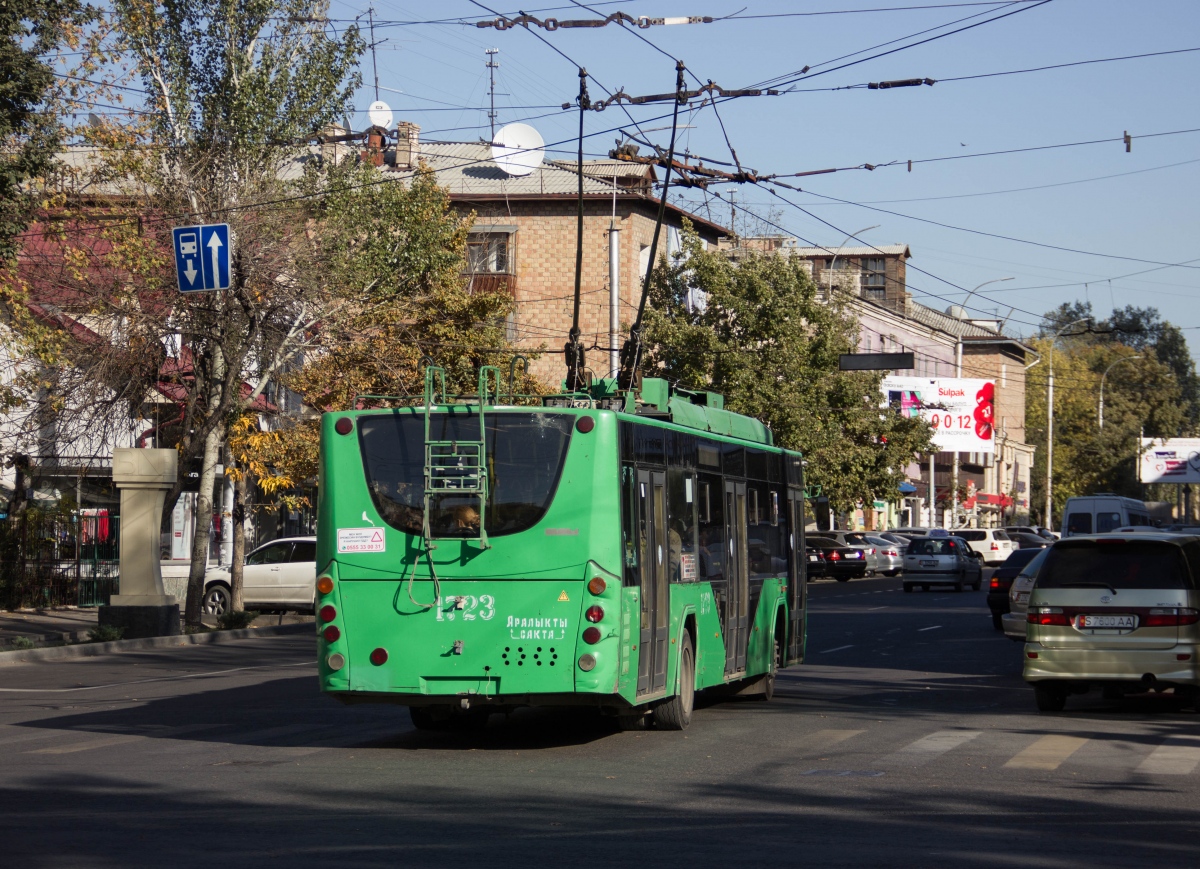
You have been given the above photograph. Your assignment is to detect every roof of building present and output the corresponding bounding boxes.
[785,244,912,259]
[903,299,1002,339]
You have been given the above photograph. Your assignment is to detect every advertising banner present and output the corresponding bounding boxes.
[1139,438,1200,483]
[881,376,996,453]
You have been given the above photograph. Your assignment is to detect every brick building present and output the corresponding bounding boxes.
[368,128,728,384]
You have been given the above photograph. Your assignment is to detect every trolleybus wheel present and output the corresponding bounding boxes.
[759,629,783,703]
[654,634,695,730]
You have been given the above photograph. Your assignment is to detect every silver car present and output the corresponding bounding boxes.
[1002,547,1050,641]
[903,535,984,592]
[865,534,903,576]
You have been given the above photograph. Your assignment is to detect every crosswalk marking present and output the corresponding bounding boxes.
[882,730,981,765]
[1136,736,1200,775]
[1005,735,1088,770]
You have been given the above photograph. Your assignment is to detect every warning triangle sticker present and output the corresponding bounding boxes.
[371,530,384,542]
[557,590,570,602]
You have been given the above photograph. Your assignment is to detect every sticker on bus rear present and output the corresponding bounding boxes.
[337,527,386,553]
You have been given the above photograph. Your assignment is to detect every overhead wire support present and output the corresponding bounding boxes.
[476,12,713,30]
[570,80,779,111]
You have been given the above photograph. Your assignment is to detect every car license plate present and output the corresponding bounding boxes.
[809,554,819,562]
[1080,614,1136,629]
[920,560,936,567]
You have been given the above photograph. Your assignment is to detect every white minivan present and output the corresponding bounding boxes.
[1060,495,1151,538]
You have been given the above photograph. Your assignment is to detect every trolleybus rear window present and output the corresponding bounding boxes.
[357,412,574,538]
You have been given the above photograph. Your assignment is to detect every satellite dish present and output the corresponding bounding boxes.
[491,123,545,177]
[367,100,393,129]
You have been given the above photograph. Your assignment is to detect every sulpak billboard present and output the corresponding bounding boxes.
[1139,438,1200,484]
[882,376,996,453]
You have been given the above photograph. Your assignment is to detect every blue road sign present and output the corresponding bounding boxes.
[172,223,231,292]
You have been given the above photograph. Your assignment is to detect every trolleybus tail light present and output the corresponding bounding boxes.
[370,647,388,666]
[587,576,607,595]
[575,415,595,434]
[317,576,334,595]
[323,625,341,642]
[1028,607,1069,626]
[582,627,601,644]
[326,653,345,671]
[585,605,604,623]
[319,605,337,623]
[577,653,596,671]
[334,417,354,435]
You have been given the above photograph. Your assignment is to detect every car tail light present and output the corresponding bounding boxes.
[1144,608,1200,627]
[582,627,601,644]
[990,542,1000,550]
[885,549,898,557]
[1029,607,1069,626]
[319,605,336,623]
[829,551,841,561]
[588,576,606,595]
[585,605,604,623]
[990,578,1000,589]
[317,575,334,595]
[323,625,341,642]
[370,647,388,666]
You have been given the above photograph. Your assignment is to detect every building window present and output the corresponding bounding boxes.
[466,233,511,274]
[861,257,886,301]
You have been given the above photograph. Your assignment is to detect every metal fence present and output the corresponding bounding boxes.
[0,511,120,610]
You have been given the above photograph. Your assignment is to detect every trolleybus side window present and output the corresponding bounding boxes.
[621,464,640,587]
[698,472,725,587]
[667,467,698,582]
[358,412,573,540]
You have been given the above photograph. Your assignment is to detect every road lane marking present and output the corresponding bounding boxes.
[24,723,223,755]
[917,625,943,632]
[882,730,981,766]
[868,606,888,611]
[819,645,854,654]
[1004,735,1088,770]
[1136,736,1200,775]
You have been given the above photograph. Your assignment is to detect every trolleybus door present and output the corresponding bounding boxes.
[724,481,749,675]
[786,489,807,665]
[637,470,670,695]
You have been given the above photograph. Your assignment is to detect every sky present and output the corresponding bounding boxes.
[323,0,1200,357]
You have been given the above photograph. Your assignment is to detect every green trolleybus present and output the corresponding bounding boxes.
[315,367,810,730]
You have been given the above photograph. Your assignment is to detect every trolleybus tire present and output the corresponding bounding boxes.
[653,634,695,730]
[760,629,783,702]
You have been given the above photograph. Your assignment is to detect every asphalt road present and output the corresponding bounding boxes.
[3,573,1199,868]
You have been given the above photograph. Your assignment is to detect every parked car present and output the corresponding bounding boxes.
[902,535,984,592]
[1024,532,1200,711]
[805,537,868,582]
[1010,531,1050,550]
[954,528,1016,565]
[877,532,912,554]
[202,536,317,615]
[987,548,1044,629]
[1006,525,1058,541]
[809,532,878,575]
[805,545,827,580]
[1002,548,1050,642]
[891,527,930,538]
[864,534,903,576]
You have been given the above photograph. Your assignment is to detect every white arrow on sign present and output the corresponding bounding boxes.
[207,233,223,286]
[183,260,198,285]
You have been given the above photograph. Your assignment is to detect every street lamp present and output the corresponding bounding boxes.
[1045,316,1093,528]
[952,277,1014,525]
[827,225,880,298]
[1099,355,1141,429]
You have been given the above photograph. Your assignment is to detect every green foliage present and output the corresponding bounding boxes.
[8,636,36,650]
[0,0,95,260]
[217,609,258,630]
[642,226,934,511]
[87,624,124,643]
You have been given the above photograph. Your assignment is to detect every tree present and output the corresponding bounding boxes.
[641,226,934,513]
[1,0,95,261]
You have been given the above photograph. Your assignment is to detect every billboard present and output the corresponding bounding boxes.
[881,376,996,453]
[1139,438,1200,483]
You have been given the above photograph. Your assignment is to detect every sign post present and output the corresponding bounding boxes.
[172,223,232,292]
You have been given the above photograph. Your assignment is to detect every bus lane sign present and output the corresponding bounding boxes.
[337,528,386,553]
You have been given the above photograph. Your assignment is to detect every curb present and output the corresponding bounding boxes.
[0,622,314,666]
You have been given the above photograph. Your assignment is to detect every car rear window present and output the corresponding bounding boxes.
[956,530,985,541]
[1038,540,1193,590]
[994,530,1010,541]
[910,539,959,556]
[999,548,1039,570]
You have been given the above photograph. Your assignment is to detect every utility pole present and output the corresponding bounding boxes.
[368,7,380,101]
[486,49,500,140]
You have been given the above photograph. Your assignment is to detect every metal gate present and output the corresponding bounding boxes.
[0,512,120,609]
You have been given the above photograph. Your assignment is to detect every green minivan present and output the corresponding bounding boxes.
[1024,533,1200,711]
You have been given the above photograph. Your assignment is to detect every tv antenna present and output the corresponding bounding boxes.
[486,49,500,140]
[490,123,545,177]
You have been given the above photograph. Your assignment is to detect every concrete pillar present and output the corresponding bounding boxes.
[100,448,180,638]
